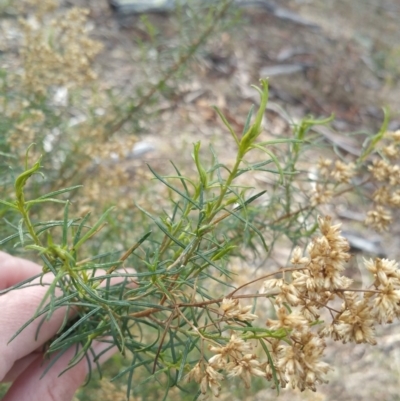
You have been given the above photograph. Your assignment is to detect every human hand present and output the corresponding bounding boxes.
[0,251,125,401]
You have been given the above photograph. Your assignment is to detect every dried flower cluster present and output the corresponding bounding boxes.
[187,334,265,398]
[364,130,400,230]
[19,7,103,96]
[186,216,400,397]
[221,298,258,321]
[7,108,46,159]
[330,160,356,184]
[5,3,103,158]
[310,130,400,231]
[310,157,355,206]
[2,2,142,213]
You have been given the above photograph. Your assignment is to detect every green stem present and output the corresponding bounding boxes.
[208,150,244,221]
[18,205,41,246]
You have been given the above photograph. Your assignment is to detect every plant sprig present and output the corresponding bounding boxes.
[2,79,396,400]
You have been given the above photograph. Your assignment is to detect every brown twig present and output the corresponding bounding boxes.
[227,267,306,297]
[127,268,304,319]
[152,311,176,373]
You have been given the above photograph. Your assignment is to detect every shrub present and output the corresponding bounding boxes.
[1,1,400,400]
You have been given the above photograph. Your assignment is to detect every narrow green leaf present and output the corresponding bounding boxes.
[73,212,91,246]
[192,142,208,187]
[242,104,254,135]
[0,199,18,210]
[133,367,169,388]
[211,245,237,261]
[36,185,83,200]
[257,138,302,146]
[251,144,285,183]
[224,325,274,333]
[0,232,20,245]
[62,201,70,247]
[169,330,177,365]
[60,339,92,373]
[8,290,77,344]
[111,358,154,381]
[0,151,16,158]
[39,344,71,380]
[213,106,240,146]
[240,79,269,148]
[223,207,268,251]
[231,190,267,212]
[136,204,187,249]
[209,145,225,185]
[73,207,115,250]
[25,199,68,212]
[0,272,42,295]
[108,309,125,352]
[170,161,191,196]
[177,337,192,382]
[359,107,390,162]
[17,218,24,245]
[50,306,102,348]
[161,373,171,401]
[147,164,200,209]
[125,332,160,353]
[260,339,280,394]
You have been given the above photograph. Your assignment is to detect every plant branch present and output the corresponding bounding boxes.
[107,0,233,135]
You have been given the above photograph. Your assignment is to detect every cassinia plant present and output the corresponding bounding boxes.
[3,1,400,399]
[2,80,400,400]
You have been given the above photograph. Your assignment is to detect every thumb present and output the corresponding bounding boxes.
[2,340,116,401]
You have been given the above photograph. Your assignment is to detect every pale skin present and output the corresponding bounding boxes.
[0,251,128,401]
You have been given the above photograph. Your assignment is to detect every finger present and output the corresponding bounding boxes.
[0,268,135,381]
[0,251,42,290]
[2,340,117,401]
[1,352,42,382]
